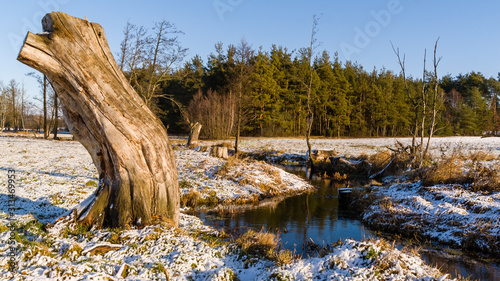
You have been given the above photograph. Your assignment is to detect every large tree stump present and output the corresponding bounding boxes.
[17,12,179,228]
[210,146,228,159]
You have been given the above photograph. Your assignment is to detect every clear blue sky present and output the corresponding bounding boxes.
[1,0,499,108]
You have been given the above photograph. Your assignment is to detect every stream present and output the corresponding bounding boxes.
[195,165,499,280]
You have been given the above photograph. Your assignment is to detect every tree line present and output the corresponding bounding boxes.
[153,41,500,139]
[5,18,500,141]
[0,75,63,137]
[115,20,499,139]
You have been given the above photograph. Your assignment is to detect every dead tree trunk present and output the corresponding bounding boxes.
[53,93,58,139]
[43,75,49,139]
[17,12,179,228]
[424,38,442,158]
[186,122,202,147]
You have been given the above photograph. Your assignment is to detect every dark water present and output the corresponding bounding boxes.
[196,165,499,281]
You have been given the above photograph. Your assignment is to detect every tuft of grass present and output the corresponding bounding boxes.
[236,229,278,257]
[107,228,122,244]
[0,225,9,233]
[85,180,98,188]
[151,262,169,279]
[22,243,55,261]
[235,228,297,266]
[214,156,240,177]
[365,246,381,260]
[332,172,347,181]
[180,189,202,208]
[62,243,84,260]
[61,224,91,239]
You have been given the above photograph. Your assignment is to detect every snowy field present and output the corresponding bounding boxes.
[233,136,500,158]
[0,135,463,280]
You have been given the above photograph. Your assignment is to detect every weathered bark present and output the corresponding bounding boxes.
[43,76,48,139]
[53,93,58,139]
[17,12,179,228]
[186,122,202,147]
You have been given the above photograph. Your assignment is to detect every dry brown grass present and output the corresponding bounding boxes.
[462,222,500,258]
[214,156,241,177]
[369,150,392,170]
[349,187,380,214]
[422,148,500,193]
[468,164,500,193]
[235,229,297,265]
[421,154,467,186]
[332,172,348,181]
[180,189,202,208]
[236,229,278,256]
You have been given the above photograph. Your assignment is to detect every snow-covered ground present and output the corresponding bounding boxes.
[363,181,500,256]
[0,214,452,280]
[176,148,313,205]
[233,136,500,158]
[0,136,459,280]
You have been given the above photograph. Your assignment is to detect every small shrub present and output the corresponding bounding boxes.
[469,164,500,193]
[469,151,497,162]
[422,149,500,192]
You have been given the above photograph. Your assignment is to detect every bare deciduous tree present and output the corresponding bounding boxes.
[419,49,427,168]
[423,38,442,158]
[391,42,420,164]
[118,19,187,113]
[0,82,6,133]
[305,15,320,173]
[392,38,442,168]
[28,72,54,138]
[187,89,236,140]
